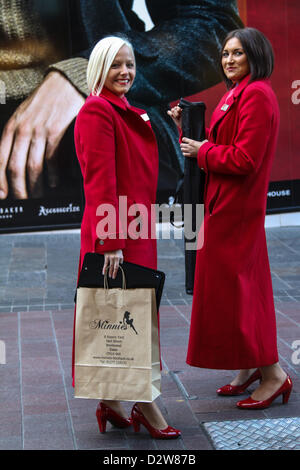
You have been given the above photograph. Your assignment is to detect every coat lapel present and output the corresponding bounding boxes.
[98,87,154,135]
[99,87,130,111]
[209,74,251,138]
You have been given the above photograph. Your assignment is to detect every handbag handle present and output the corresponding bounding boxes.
[103,265,127,290]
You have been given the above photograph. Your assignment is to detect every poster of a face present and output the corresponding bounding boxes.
[193,0,300,214]
[0,0,299,232]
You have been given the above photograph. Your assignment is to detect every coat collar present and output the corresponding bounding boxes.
[231,73,251,100]
[91,86,153,133]
[96,87,150,123]
[209,74,251,132]
[97,87,131,111]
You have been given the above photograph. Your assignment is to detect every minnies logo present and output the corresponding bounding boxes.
[89,311,138,335]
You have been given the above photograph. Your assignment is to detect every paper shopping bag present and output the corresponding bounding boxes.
[74,272,161,402]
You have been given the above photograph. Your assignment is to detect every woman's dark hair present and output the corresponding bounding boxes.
[220,27,274,88]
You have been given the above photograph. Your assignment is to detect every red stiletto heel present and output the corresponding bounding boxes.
[132,418,140,433]
[131,404,181,439]
[96,402,132,433]
[217,369,262,396]
[236,375,293,410]
[282,387,292,404]
[97,413,107,433]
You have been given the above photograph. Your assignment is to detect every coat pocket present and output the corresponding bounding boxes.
[208,185,221,215]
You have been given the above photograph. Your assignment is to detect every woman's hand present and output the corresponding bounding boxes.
[180,137,208,158]
[0,71,85,199]
[102,249,124,279]
[167,105,182,129]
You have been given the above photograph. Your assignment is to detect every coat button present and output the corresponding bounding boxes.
[99,240,104,245]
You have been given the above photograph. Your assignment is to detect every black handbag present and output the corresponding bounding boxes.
[179,98,206,295]
[76,252,165,309]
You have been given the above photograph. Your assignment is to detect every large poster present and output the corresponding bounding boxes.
[0,0,298,233]
[0,0,83,231]
[186,0,300,214]
[250,0,300,213]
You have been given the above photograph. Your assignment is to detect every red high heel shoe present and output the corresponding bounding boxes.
[236,375,293,410]
[131,404,181,439]
[217,369,262,396]
[96,402,132,433]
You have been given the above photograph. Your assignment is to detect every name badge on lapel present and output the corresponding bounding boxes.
[221,104,229,112]
[140,113,150,121]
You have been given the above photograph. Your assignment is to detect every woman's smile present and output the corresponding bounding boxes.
[104,45,136,97]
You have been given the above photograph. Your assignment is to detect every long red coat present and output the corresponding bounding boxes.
[74,87,158,269]
[72,87,159,383]
[186,75,280,370]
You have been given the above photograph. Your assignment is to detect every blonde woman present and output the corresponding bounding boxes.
[73,36,181,439]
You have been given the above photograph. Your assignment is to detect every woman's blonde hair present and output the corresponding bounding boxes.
[87,36,135,96]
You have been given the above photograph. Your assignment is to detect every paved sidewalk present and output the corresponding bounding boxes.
[0,227,299,450]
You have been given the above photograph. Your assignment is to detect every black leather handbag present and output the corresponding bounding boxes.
[179,98,206,295]
[76,252,165,309]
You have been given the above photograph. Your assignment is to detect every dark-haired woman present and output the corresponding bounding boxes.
[168,27,292,409]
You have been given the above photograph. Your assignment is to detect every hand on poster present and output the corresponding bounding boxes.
[0,71,85,200]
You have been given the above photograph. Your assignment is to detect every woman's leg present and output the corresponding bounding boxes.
[136,401,168,429]
[100,400,129,418]
[100,400,168,429]
[250,362,287,401]
[230,369,257,386]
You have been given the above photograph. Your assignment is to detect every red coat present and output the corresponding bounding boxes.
[186,75,280,370]
[74,87,158,270]
[72,87,159,384]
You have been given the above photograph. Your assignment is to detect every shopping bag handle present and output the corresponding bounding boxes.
[104,265,126,290]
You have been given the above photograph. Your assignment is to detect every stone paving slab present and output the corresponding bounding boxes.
[0,300,299,450]
[204,417,300,450]
[0,227,300,450]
